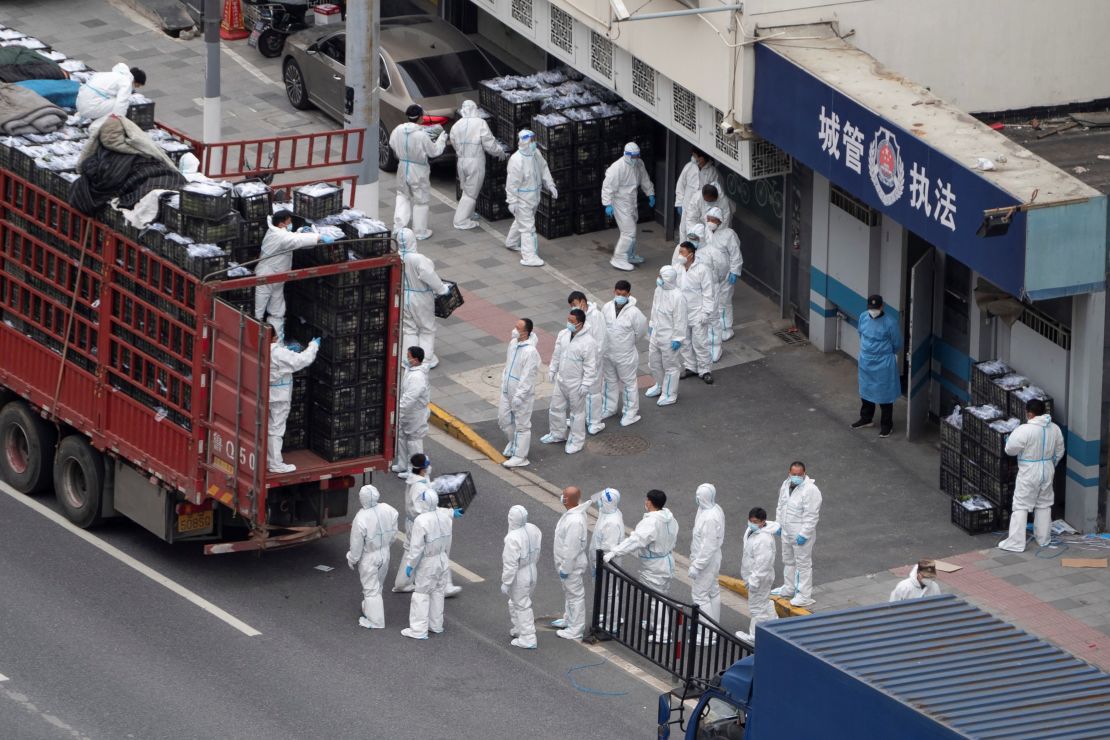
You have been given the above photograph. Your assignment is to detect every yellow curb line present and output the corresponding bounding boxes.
[718,575,812,618]
[428,403,507,464]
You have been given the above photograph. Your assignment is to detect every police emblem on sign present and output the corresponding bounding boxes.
[868,127,905,206]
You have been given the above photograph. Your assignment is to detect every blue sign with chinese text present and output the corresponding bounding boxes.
[753,45,1027,297]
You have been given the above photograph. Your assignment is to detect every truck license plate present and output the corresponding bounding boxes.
[248,23,263,48]
[178,510,213,534]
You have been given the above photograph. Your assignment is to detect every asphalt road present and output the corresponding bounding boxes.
[0,436,662,740]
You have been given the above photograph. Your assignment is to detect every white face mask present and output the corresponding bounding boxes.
[706,221,719,232]
[868,308,882,319]
[511,328,519,339]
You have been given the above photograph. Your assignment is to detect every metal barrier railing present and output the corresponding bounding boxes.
[590,549,753,687]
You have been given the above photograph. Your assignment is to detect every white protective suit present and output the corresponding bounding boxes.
[579,301,608,435]
[403,490,454,638]
[600,296,648,425]
[392,471,457,596]
[675,156,720,236]
[590,489,625,627]
[498,331,541,464]
[677,251,718,376]
[553,499,592,639]
[998,414,1065,552]
[346,485,399,628]
[267,339,318,473]
[505,131,558,267]
[601,143,655,270]
[76,63,134,128]
[741,520,780,641]
[889,565,941,602]
[774,475,823,603]
[502,505,542,648]
[646,266,688,406]
[544,329,599,455]
[691,187,734,233]
[254,219,321,339]
[397,228,450,368]
[704,209,744,348]
[394,362,431,472]
[389,121,448,239]
[450,100,504,229]
[607,507,679,641]
[688,484,726,626]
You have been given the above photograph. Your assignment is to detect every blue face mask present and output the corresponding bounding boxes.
[566,322,576,333]
[748,522,760,533]
[656,278,664,288]
[789,475,804,486]
[614,295,628,305]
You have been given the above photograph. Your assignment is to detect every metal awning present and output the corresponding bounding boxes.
[751,25,1107,300]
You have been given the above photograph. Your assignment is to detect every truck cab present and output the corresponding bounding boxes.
[658,656,753,739]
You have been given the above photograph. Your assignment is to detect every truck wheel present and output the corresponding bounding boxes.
[53,435,104,528]
[0,401,57,494]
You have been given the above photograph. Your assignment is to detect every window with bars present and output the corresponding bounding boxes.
[714,109,738,159]
[590,31,613,79]
[632,58,655,105]
[830,184,878,226]
[550,5,573,55]
[511,0,533,29]
[673,83,696,132]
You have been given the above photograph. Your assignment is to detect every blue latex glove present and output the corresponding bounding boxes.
[310,337,321,348]
[604,205,614,217]
[648,326,653,336]
[676,205,683,216]
[728,273,738,285]
[795,534,808,545]
[453,508,464,519]
[405,565,413,578]
[670,339,681,351]
[320,234,336,244]
[298,226,313,233]
[648,195,655,208]
[559,571,568,580]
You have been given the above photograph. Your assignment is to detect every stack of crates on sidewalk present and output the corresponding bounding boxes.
[941,359,1056,534]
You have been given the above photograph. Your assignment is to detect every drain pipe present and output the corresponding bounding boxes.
[835,311,848,352]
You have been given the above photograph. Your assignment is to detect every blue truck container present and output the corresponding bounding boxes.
[745,595,1110,739]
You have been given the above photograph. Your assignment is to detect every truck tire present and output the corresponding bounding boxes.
[53,435,104,528]
[0,401,57,494]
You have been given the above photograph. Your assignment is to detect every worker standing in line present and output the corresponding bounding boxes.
[688,483,726,639]
[605,490,679,643]
[589,487,625,628]
[401,490,462,640]
[998,398,1065,552]
[675,148,720,236]
[691,183,734,233]
[704,206,743,349]
[255,209,334,341]
[267,337,319,474]
[505,129,558,267]
[889,559,941,602]
[600,280,648,427]
[397,227,451,369]
[851,294,902,439]
[567,291,607,435]
[392,454,461,597]
[391,346,431,477]
[773,461,822,608]
[601,141,655,272]
[540,308,599,455]
[552,486,591,640]
[499,318,541,469]
[389,104,448,240]
[502,504,542,649]
[450,99,506,230]
[674,241,717,385]
[645,265,687,407]
[735,506,779,643]
[346,485,399,629]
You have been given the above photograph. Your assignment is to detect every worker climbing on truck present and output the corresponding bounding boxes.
[255,209,335,340]
[267,337,319,474]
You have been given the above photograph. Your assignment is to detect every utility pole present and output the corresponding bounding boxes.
[346,0,380,218]
[202,0,222,143]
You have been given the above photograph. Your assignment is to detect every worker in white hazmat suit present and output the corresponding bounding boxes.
[346,485,399,629]
[688,483,726,635]
[675,241,717,384]
[396,227,450,369]
[255,210,333,341]
[267,337,318,473]
[505,129,558,267]
[567,291,607,435]
[675,148,720,236]
[502,504,542,649]
[773,461,822,608]
[499,318,541,469]
[391,347,431,476]
[551,486,591,640]
[401,489,463,639]
[998,398,1065,552]
[601,142,655,271]
[590,488,625,629]
[540,308,599,455]
[450,100,506,229]
[76,63,145,134]
[691,183,733,233]
[704,206,744,348]
[645,266,687,407]
[600,280,648,427]
[389,104,448,239]
[889,560,941,602]
[392,454,460,597]
[606,489,679,642]
[735,506,780,643]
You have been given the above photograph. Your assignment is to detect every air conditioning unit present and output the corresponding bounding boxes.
[736,137,792,181]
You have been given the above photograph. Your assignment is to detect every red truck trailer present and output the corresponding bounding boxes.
[0,126,401,553]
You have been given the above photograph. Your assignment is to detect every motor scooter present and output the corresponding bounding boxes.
[244,1,345,59]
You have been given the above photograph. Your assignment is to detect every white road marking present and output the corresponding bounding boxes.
[0,672,8,682]
[392,532,486,582]
[222,45,283,89]
[0,483,261,637]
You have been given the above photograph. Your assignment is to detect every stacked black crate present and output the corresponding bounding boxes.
[532,113,573,239]
[476,146,511,222]
[939,413,961,497]
[565,111,604,234]
[952,404,1008,533]
[177,182,237,279]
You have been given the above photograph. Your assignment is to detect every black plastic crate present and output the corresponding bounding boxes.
[533,114,574,149]
[940,445,960,474]
[573,142,599,164]
[183,211,242,244]
[184,252,228,279]
[310,433,359,462]
[361,283,389,308]
[309,401,382,437]
[971,360,1011,404]
[293,185,343,220]
[312,383,359,414]
[359,306,387,333]
[126,100,155,130]
[316,281,362,310]
[284,426,306,450]
[573,166,602,189]
[315,333,360,362]
[477,193,511,221]
[234,182,273,220]
[940,466,961,497]
[1008,389,1053,421]
[573,209,605,234]
[988,375,1026,411]
[360,358,387,383]
[436,471,476,512]
[160,194,184,233]
[180,185,233,220]
[940,416,962,450]
[951,498,998,534]
[358,433,383,457]
[537,210,573,239]
[961,435,981,463]
[961,457,981,489]
[572,118,600,143]
[309,304,361,336]
[242,219,267,246]
[478,80,502,112]
[572,188,601,212]
[980,451,1018,483]
[979,471,1017,507]
[346,235,392,259]
[598,112,629,141]
[359,334,386,358]
[540,145,572,172]
[434,281,464,319]
[311,357,361,386]
[539,190,571,215]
